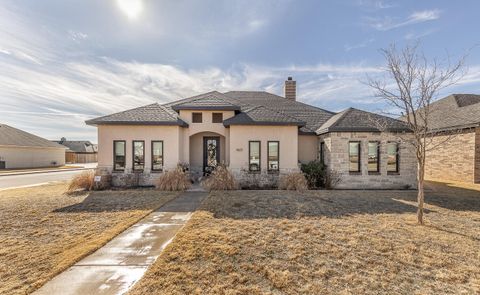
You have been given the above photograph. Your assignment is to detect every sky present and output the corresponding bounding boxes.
[1,0,480,142]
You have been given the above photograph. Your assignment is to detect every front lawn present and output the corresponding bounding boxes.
[0,183,177,295]
[130,181,480,294]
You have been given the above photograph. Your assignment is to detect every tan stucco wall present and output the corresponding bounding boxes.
[425,129,477,183]
[178,110,234,165]
[229,125,299,171]
[320,132,417,189]
[97,125,182,172]
[0,146,65,169]
[298,135,318,164]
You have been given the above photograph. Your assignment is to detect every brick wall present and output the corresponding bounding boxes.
[425,129,476,183]
[320,132,417,189]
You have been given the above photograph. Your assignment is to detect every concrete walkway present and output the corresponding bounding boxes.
[34,190,207,295]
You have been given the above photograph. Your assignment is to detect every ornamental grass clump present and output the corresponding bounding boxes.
[66,170,95,193]
[202,165,237,191]
[155,168,191,191]
[279,172,308,193]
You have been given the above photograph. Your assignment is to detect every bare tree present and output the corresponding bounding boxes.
[368,43,466,225]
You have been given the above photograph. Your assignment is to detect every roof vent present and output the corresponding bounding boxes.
[284,77,296,100]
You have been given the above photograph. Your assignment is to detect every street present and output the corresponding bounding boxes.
[0,169,92,190]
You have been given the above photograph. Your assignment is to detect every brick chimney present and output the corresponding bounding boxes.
[284,77,296,100]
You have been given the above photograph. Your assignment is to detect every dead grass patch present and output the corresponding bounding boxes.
[66,170,95,193]
[130,182,480,295]
[279,172,308,192]
[0,183,177,295]
[202,165,237,191]
[155,168,191,191]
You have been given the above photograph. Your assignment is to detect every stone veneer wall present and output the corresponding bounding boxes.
[425,129,477,183]
[320,132,417,189]
[231,168,299,189]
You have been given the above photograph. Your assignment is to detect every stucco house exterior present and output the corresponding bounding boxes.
[421,94,480,184]
[86,77,417,189]
[0,124,66,169]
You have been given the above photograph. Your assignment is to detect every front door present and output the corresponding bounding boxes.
[203,137,220,174]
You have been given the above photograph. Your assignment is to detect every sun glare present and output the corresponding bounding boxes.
[116,0,143,20]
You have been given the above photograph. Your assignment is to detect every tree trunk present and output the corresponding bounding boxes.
[417,163,425,225]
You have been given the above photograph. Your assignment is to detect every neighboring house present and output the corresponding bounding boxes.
[54,138,98,163]
[86,77,417,189]
[0,124,66,169]
[420,94,480,184]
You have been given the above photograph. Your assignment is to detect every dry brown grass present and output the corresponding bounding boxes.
[202,165,237,191]
[66,170,95,193]
[279,172,308,192]
[0,183,177,295]
[155,168,191,191]
[130,181,480,295]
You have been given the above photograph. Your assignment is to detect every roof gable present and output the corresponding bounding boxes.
[223,105,305,126]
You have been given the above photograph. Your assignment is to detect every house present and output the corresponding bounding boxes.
[421,94,480,184]
[55,138,98,163]
[86,77,417,189]
[0,124,66,169]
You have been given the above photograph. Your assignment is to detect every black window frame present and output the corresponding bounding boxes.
[248,141,261,172]
[387,142,400,174]
[192,112,203,123]
[349,141,361,173]
[319,141,325,165]
[151,140,164,172]
[132,140,145,172]
[267,141,280,172]
[212,112,223,123]
[113,140,126,172]
[368,141,380,173]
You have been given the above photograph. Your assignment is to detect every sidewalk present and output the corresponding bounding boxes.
[34,189,208,295]
[0,163,97,177]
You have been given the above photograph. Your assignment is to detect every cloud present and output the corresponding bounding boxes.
[366,9,441,31]
[344,38,375,52]
[357,0,396,10]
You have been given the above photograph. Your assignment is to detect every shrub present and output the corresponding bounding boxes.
[66,170,95,193]
[301,160,327,189]
[155,168,191,191]
[202,164,237,191]
[279,172,308,193]
[325,169,341,189]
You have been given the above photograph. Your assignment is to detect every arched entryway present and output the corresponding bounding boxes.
[189,131,226,176]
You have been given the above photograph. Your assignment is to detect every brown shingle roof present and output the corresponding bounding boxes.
[0,124,66,149]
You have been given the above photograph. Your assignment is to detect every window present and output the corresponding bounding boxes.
[349,141,361,173]
[151,141,163,171]
[192,112,202,123]
[267,141,279,172]
[212,113,223,123]
[113,140,126,171]
[368,141,380,173]
[249,141,261,172]
[319,142,325,165]
[132,141,145,171]
[387,142,399,173]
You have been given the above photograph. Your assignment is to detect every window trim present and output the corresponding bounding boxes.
[192,112,203,123]
[267,141,280,172]
[113,140,126,172]
[248,140,261,173]
[368,141,380,174]
[151,140,164,172]
[387,142,400,174]
[212,112,223,123]
[348,141,361,173]
[319,141,325,165]
[132,140,145,172]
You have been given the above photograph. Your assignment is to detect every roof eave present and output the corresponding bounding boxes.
[317,127,412,135]
[223,121,305,127]
[171,105,241,111]
[85,120,189,127]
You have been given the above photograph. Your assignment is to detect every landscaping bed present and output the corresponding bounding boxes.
[130,181,480,294]
[0,183,177,295]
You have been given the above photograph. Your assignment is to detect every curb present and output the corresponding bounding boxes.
[0,167,95,177]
